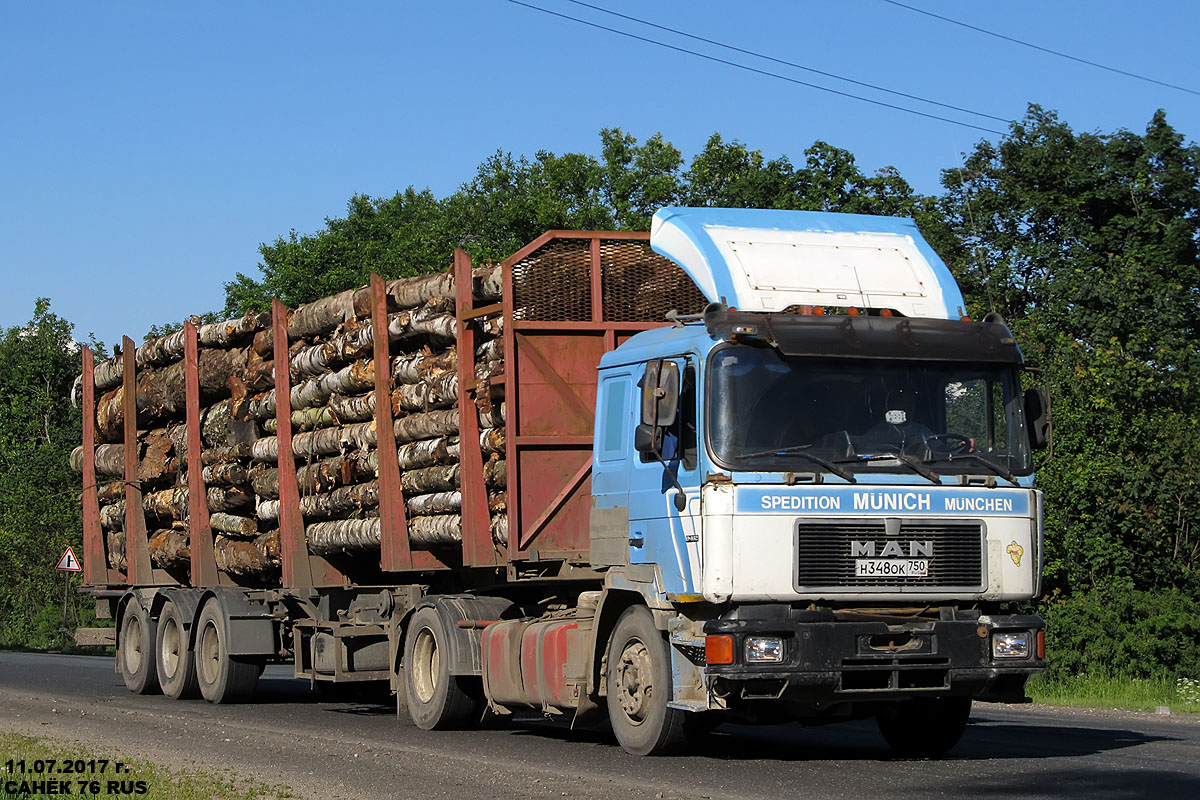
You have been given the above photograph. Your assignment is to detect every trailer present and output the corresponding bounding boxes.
[76,207,1048,756]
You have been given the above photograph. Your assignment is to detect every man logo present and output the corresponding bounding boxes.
[850,540,933,558]
[1007,541,1024,567]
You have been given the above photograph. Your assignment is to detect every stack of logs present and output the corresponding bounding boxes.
[71,266,508,583]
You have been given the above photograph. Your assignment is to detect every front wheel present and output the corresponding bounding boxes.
[403,606,480,730]
[606,605,686,756]
[118,601,159,695]
[194,601,260,704]
[877,697,972,757]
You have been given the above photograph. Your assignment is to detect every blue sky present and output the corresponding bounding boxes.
[2,1,1197,350]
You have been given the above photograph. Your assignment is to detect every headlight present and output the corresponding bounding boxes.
[744,636,784,663]
[992,631,1031,659]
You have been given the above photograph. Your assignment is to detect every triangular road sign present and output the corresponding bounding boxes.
[55,546,82,572]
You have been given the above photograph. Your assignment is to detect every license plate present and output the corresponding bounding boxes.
[855,559,929,578]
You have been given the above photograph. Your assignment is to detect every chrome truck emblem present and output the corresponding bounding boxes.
[850,540,934,558]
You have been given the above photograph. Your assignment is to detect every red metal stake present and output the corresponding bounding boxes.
[184,322,218,587]
[372,273,414,572]
[272,301,315,589]
[79,347,108,585]
[122,337,153,585]
[454,250,496,567]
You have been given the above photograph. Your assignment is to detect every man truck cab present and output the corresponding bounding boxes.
[587,208,1046,755]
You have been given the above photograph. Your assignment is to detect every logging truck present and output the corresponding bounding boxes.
[75,207,1048,756]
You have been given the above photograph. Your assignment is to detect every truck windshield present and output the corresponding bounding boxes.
[707,343,1032,478]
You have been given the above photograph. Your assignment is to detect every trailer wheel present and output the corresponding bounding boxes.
[194,601,260,704]
[877,697,972,757]
[403,606,478,730]
[155,601,199,699]
[606,606,686,756]
[118,601,159,695]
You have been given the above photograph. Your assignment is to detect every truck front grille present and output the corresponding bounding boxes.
[795,519,985,592]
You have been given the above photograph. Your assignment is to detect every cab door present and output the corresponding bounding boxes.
[627,357,702,595]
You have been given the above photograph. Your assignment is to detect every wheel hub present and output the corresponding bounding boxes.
[616,639,654,723]
[412,627,439,705]
[124,623,143,673]
[199,622,220,685]
[162,619,181,678]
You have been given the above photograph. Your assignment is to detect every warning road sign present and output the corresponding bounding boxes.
[55,546,81,572]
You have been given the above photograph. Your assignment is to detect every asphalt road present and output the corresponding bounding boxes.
[1,652,1197,800]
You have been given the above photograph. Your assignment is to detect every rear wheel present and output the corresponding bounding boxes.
[877,697,972,757]
[118,601,159,695]
[194,601,260,704]
[155,601,199,699]
[403,606,479,730]
[606,605,686,756]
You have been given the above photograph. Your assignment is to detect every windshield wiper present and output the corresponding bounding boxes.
[737,445,857,483]
[925,454,1017,484]
[839,453,941,485]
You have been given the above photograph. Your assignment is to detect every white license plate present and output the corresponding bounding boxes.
[855,559,929,578]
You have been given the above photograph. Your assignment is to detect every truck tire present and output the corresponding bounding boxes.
[403,606,479,730]
[155,600,199,699]
[118,601,159,695]
[877,697,972,757]
[194,601,260,704]
[606,605,686,756]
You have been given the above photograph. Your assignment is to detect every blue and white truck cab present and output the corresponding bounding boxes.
[591,207,1048,755]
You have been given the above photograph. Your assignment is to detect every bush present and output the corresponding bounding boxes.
[1040,587,1200,681]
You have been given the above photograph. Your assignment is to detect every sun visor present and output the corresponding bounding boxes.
[650,207,966,320]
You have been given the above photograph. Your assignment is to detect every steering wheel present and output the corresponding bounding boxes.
[927,433,973,455]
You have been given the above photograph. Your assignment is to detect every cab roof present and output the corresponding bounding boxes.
[650,207,966,320]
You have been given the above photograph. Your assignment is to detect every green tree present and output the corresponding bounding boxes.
[223,128,933,316]
[941,106,1200,596]
[0,299,87,647]
[599,128,684,230]
[223,187,458,314]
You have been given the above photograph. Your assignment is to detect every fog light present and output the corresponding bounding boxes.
[992,631,1030,658]
[744,636,784,663]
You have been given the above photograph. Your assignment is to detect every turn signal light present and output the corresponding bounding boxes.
[705,635,735,665]
[1036,630,1045,660]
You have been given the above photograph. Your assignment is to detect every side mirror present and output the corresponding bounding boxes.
[1023,387,1050,450]
[634,423,663,456]
[641,360,680,427]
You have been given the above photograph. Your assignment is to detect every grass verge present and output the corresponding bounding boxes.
[0,733,294,800]
[1026,673,1200,714]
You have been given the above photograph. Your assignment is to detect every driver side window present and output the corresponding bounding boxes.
[639,362,697,471]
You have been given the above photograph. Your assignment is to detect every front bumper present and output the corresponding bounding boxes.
[702,611,1043,705]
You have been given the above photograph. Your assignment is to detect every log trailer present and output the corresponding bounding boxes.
[77,207,1048,756]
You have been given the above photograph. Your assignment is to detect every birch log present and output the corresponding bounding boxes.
[107,531,127,571]
[215,530,280,576]
[256,480,380,523]
[307,518,381,554]
[392,348,457,384]
[250,450,378,499]
[70,444,124,476]
[328,391,375,422]
[100,502,125,531]
[209,512,258,538]
[251,420,378,462]
[149,529,190,568]
[97,481,125,503]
